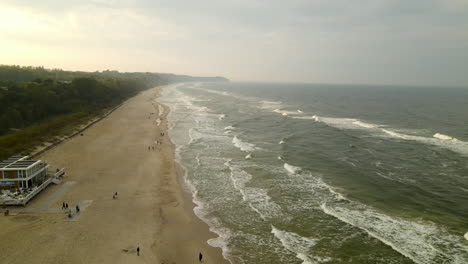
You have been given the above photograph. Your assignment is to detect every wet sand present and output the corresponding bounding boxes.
[0,86,229,264]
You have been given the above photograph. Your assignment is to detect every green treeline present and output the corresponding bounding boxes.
[0,64,228,160]
[0,65,166,159]
[0,71,160,135]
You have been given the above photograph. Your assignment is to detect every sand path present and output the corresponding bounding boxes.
[0,86,228,264]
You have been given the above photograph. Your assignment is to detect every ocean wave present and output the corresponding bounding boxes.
[284,163,302,174]
[320,202,468,264]
[279,139,285,144]
[292,115,321,122]
[271,225,326,264]
[258,100,284,111]
[225,161,282,220]
[245,153,252,160]
[232,136,256,152]
[293,114,468,156]
[273,108,303,116]
[433,133,460,142]
[352,120,377,129]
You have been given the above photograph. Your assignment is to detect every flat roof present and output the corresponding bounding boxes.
[0,156,43,170]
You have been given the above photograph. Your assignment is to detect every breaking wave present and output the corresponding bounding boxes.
[271,226,330,264]
[284,163,302,174]
[320,203,468,264]
[232,136,256,152]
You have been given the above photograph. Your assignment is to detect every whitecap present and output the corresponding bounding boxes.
[352,120,378,129]
[320,203,468,264]
[433,133,460,142]
[232,136,256,152]
[284,163,302,174]
[225,161,282,220]
[273,108,302,116]
[271,225,328,264]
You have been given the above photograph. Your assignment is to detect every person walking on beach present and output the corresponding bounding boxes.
[137,246,140,256]
[199,252,203,262]
[65,203,68,209]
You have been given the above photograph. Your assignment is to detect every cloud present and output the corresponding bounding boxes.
[0,0,467,85]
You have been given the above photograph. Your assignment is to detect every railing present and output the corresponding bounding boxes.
[1,168,66,205]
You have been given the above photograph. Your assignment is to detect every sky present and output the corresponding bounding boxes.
[0,0,467,86]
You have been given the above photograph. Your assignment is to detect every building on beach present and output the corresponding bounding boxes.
[0,156,48,189]
[0,156,64,205]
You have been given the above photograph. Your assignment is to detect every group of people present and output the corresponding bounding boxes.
[63,201,80,219]
[148,139,164,151]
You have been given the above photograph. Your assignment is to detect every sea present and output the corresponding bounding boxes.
[157,82,468,264]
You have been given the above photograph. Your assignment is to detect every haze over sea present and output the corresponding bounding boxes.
[159,82,468,264]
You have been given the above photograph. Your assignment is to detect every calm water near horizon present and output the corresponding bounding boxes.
[158,82,468,264]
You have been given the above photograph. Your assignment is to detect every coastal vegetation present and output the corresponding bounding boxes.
[0,65,227,160]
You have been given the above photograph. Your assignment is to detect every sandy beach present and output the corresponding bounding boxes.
[0,86,229,264]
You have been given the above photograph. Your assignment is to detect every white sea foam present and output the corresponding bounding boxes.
[258,100,284,111]
[320,203,468,264]
[161,105,233,264]
[245,153,252,160]
[219,114,226,120]
[292,115,320,122]
[381,129,408,139]
[225,161,282,220]
[155,118,161,126]
[464,232,468,241]
[279,139,285,144]
[278,156,283,160]
[293,114,468,156]
[158,104,164,116]
[232,136,256,152]
[297,110,304,113]
[224,126,235,131]
[284,163,302,174]
[433,133,460,142]
[352,120,377,129]
[271,225,327,264]
[273,108,302,116]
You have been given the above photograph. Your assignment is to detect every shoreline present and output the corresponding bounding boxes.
[153,90,230,264]
[0,85,229,264]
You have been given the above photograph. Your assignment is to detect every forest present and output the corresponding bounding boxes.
[0,65,227,159]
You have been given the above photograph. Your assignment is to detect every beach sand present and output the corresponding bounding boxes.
[0,86,229,264]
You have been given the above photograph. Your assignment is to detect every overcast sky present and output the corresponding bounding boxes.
[1,0,467,86]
